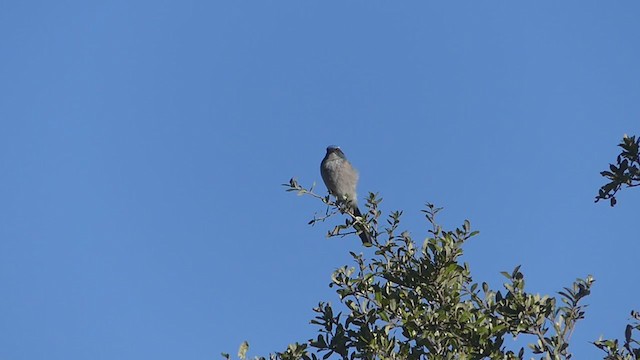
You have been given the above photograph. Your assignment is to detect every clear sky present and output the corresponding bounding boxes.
[1,1,639,359]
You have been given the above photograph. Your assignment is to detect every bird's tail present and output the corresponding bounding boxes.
[352,206,373,247]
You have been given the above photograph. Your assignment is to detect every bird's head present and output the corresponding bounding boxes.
[326,145,346,159]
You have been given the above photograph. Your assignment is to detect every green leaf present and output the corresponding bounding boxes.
[238,341,249,360]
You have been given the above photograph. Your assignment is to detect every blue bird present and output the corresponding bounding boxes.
[320,146,373,247]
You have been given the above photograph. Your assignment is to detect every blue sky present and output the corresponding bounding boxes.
[1,1,639,359]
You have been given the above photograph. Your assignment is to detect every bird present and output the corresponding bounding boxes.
[320,145,373,247]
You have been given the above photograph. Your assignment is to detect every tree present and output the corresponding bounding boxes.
[592,311,640,360]
[592,134,640,359]
[224,179,596,360]
[596,134,640,207]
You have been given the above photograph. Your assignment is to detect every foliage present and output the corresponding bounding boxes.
[592,134,640,357]
[596,134,640,207]
[223,180,597,360]
[593,310,640,360]
[222,174,640,359]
